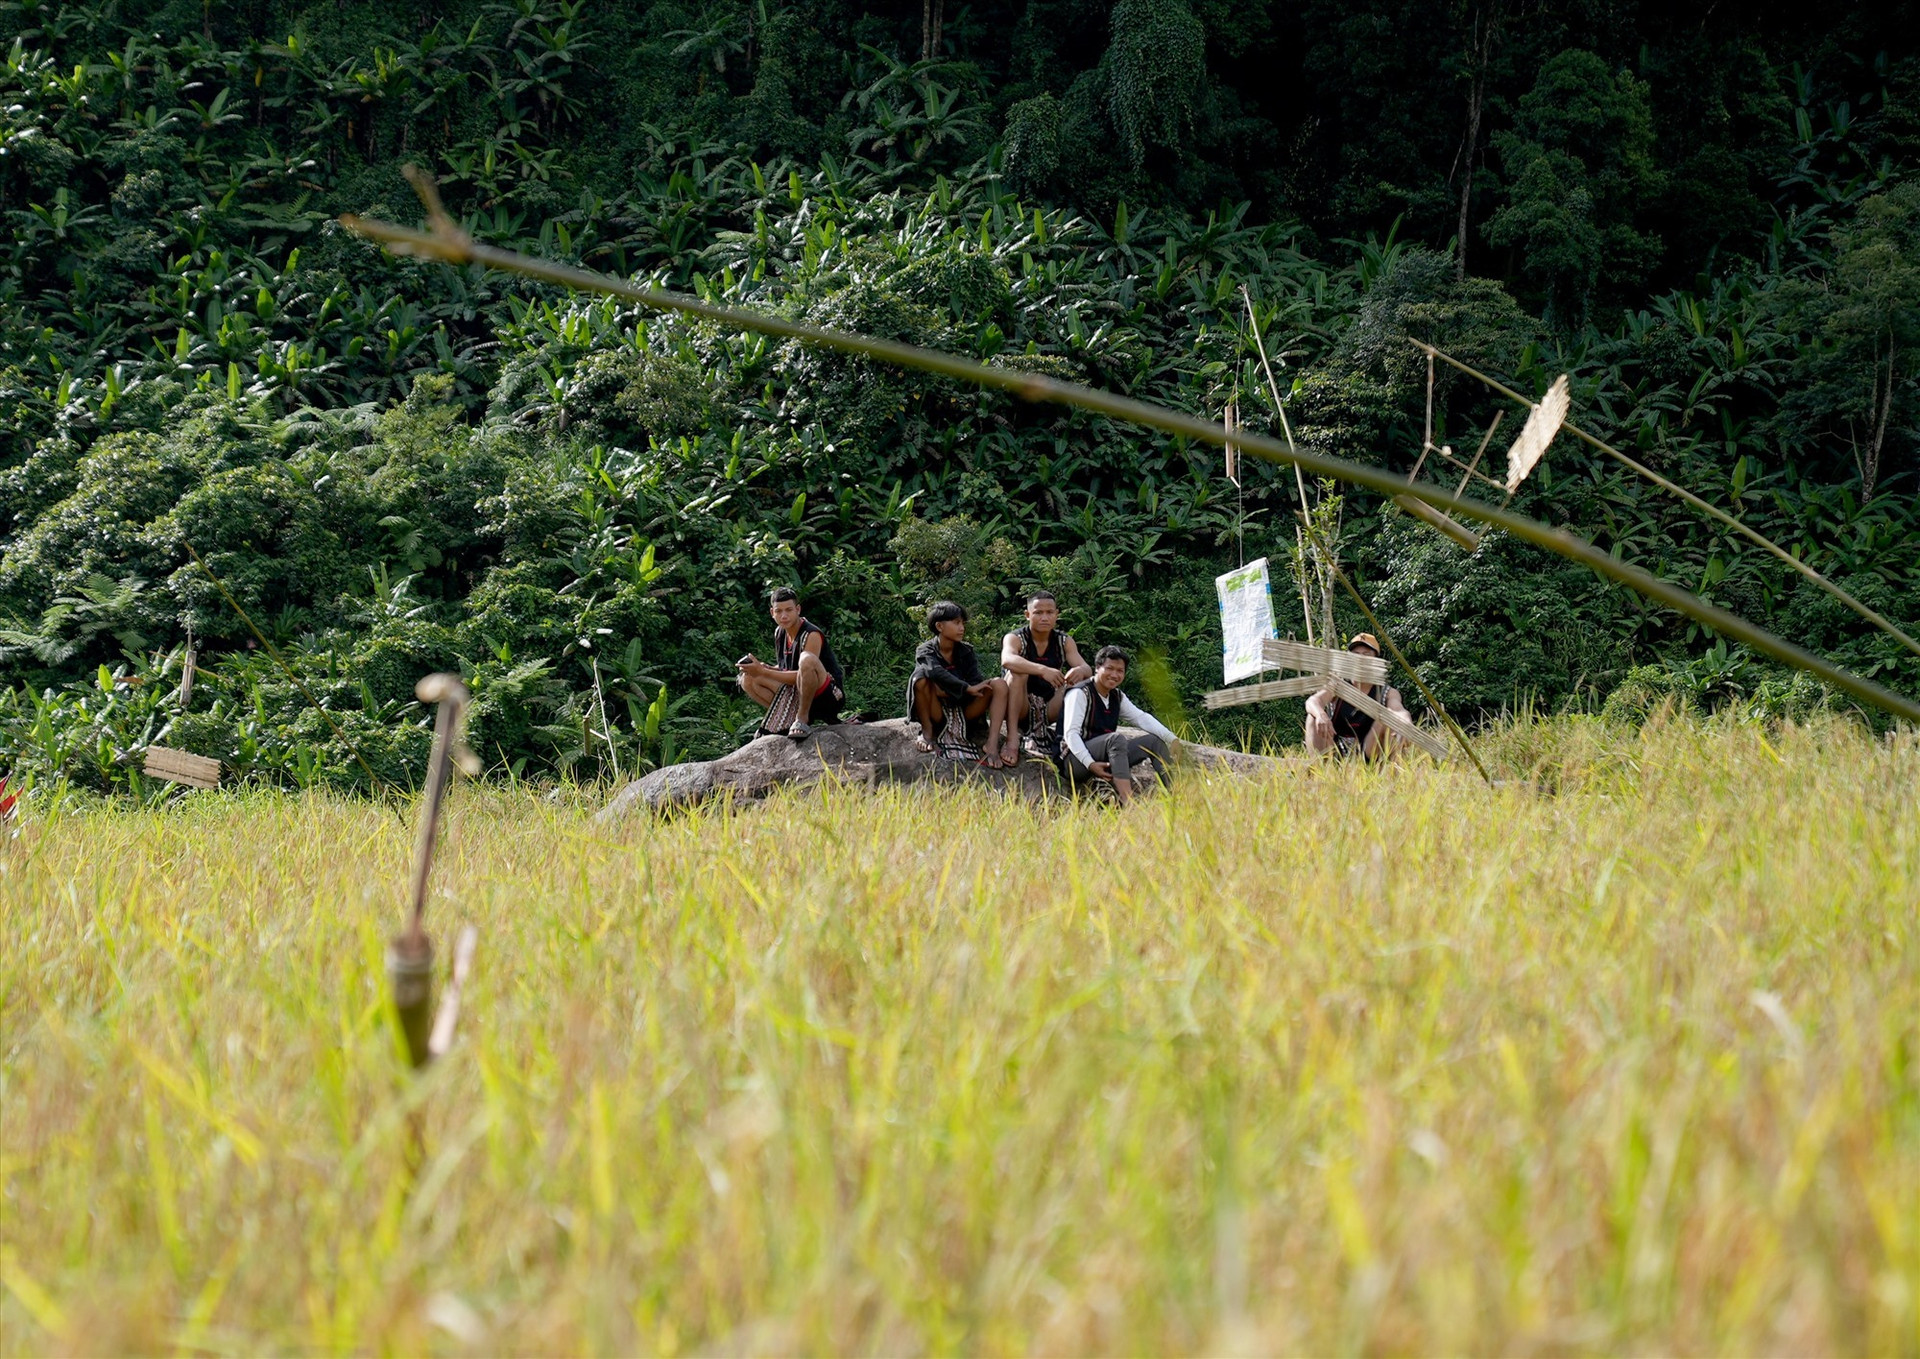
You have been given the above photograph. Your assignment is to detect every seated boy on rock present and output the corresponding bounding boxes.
[907,601,1012,764]
[735,586,847,741]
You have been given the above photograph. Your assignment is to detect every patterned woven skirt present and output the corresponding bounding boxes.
[760,683,799,738]
[1021,693,1061,758]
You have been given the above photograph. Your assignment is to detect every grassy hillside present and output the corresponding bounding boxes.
[4,4,1917,793]
[4,715,1915,1352]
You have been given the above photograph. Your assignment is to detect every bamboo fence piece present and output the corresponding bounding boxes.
[1410,338,1920,663]
[142,746,221,789]
[1297,518,1493,781]
[1203,674,1326,709]
[1261,638,1391,685]
[1328,676,1452,760]
[1505,373,1569,491]
[337,178,1920,726]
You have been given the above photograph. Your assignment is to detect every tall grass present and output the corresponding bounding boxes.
[2,716,1916,1354]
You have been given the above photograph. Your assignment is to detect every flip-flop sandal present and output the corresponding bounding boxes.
[914,734,938,754]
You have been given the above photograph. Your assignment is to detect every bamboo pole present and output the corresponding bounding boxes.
[338,181,1920,728]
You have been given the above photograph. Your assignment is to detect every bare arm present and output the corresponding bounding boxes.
[1117,694,1178,746]
[1001,630,1048,676]
[1304,688,1335,752]
[746,631,822,687]
[1061,635,1092,682]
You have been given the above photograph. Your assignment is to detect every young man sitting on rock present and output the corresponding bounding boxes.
[907,601,1012,763]
[1061,646,1181,805]
[1000,589,1091,764]
[735,586,846,741]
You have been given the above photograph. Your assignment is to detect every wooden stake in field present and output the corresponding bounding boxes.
[389,673,482,1071]
[177,622,197,707]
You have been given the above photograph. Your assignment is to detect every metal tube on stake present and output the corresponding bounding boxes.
[339,179,1920,728]
[389,672,479,1070]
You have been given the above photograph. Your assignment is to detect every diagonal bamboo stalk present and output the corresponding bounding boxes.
[1409,338,1920,661]
[338,183,1920,727]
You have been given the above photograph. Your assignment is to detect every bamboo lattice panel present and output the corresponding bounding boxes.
[1261,639,1390,685]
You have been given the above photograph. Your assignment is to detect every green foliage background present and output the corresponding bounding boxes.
[2,0,1916,789]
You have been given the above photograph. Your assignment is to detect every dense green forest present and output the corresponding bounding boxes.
[2,0,1915,790]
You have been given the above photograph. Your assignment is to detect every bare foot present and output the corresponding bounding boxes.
[914,732,938,754]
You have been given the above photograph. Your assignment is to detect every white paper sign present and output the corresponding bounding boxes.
[1216,558,1277,685]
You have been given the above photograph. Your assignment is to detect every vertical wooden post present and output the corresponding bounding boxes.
[389,673,474,1070]
[178,622,196,707]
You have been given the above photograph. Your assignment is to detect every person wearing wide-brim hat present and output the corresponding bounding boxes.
[1304,633,1410,759]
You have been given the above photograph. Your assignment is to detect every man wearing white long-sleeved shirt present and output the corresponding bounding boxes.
[1060,646,1181,805]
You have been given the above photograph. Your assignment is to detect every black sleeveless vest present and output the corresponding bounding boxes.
[775,618,845,687]
[1017,625,1066,670]
[1075,679,1123,739]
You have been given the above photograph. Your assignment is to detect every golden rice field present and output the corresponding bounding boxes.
[2,715,1917,1356]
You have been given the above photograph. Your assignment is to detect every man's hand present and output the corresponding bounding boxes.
[1044,666,1067,689]
[967,680,992,697]
[735,653,759,672]
[1089,760,1112,779]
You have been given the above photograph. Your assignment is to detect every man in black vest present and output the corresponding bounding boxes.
[999,589,1091,763]
[1060,646,1181,805]
[736,587,846,740]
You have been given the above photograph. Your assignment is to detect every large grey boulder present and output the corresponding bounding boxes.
[597,717,1291,821]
